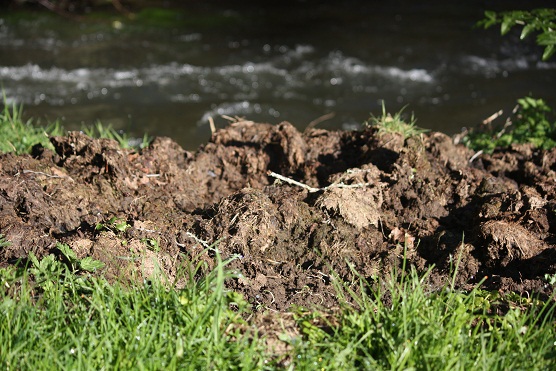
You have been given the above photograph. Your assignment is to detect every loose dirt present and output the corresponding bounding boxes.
[1,121,556,310]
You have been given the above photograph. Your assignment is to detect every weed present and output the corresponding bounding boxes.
[95,216,131,234]
[26,244,104,296]
[365,101,428,139]
[56,243,105,273]
[141,237,160,252]
[545,273,556,286]
[463,96,556,153]
[0,234,11,248]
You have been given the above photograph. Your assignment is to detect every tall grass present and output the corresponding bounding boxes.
[0,101,64,154]
[0,100,150,154]
[292,262,556,370]
[1,238,555,369]
[0,249,266,370]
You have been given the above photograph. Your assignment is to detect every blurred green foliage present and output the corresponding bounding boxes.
[478,8,556,60]
[462,97,556,153]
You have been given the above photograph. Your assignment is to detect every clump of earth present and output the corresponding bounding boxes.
[1,121,556,310]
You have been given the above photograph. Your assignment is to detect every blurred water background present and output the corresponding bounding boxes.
[1,0,555,149]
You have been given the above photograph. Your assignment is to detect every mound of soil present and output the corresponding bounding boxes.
[1,121,556,309]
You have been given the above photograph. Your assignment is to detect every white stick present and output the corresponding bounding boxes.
[208,116,216,135]
[267,171,370,193]
[267,171,320,192]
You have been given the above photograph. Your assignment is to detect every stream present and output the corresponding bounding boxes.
[1,0,555,149]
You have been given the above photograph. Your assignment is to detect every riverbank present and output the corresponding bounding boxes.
[2,107,556,367]
[2,115,556,306]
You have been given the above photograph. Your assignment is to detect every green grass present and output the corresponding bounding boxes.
[81,121,152,150]
[1,246,266,370]
[0,101,64,154]
[365,102,428,139]
[1,240,555,370]
[0,101,151,154]
[292,264,556,370]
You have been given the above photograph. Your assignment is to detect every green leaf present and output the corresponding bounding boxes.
[39,254,59,273]
[79,257,105,272]
[520,24,535,39]
[28,251,40,270]
[484,10,497,21]
[57,242,77,263]
[0,234,11,248]
[537,30,556,46]
[108,216,129,232]
[501,17,513,35]
[542,44,555,61]
[480,11,498,28]
[114,221,129,232]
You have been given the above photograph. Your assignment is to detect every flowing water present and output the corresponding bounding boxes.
[1,0,555,149]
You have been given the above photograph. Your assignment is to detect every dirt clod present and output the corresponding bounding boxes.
[1,122,555,309]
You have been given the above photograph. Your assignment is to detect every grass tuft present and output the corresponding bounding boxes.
[0,101,64,154]
[81,121,152,150]
[0,99,151,154]
[365,101,428,139]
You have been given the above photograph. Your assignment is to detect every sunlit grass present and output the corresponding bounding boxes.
[291,263,556,370]
[0,248,265,370]
[0,101,64,154]
[1,242,555,370]
[81,121,152,150]
[0,100,151,154]
[365,101,428,139]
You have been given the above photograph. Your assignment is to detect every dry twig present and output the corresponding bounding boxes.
[267,171,371,193]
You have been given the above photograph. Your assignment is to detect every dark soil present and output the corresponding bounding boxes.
[2,121,556,310]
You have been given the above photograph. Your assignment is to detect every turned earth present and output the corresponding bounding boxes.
[1,121,556,310]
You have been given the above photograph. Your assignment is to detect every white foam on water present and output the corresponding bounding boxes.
[178,33,202,42]
[375,66,433,83]
[199,101,266,123]
[536,60,556,70]
[2,50,434,111]
[296,51,434,83]
[460,54,556,76]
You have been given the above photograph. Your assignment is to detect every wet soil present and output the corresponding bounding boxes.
[1,121,556,310]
